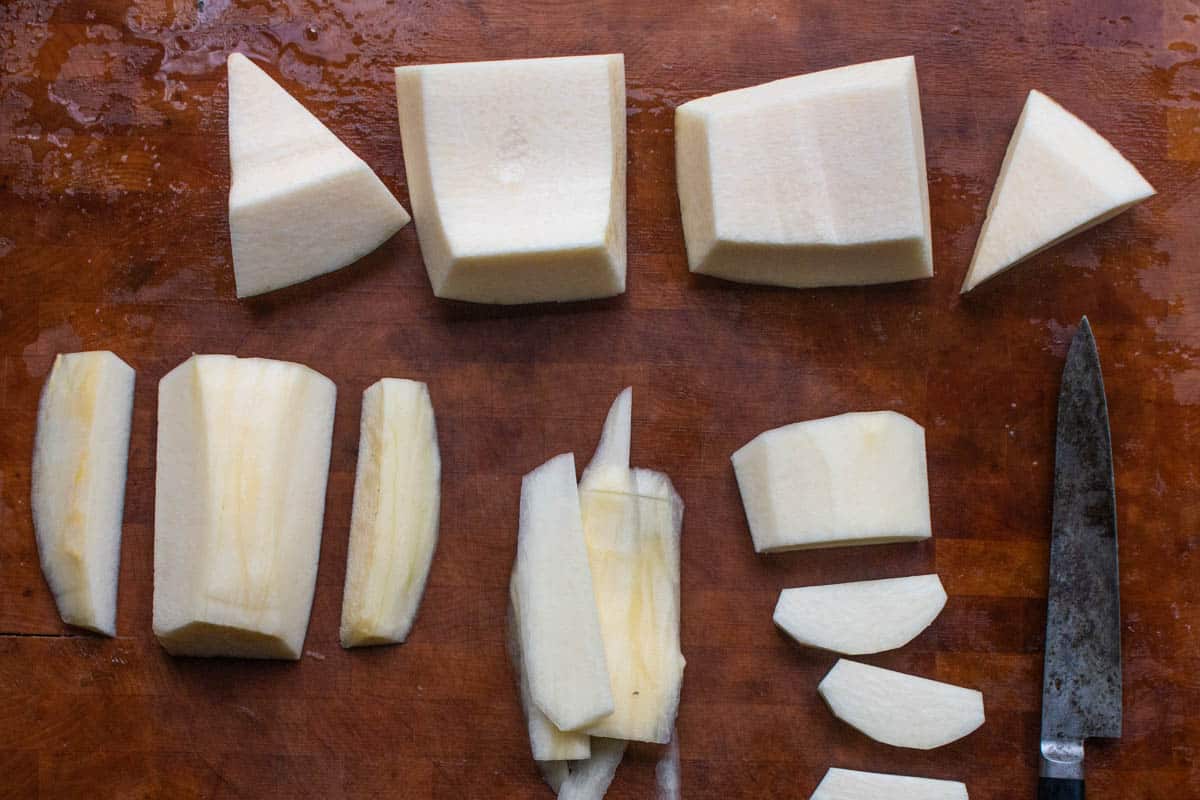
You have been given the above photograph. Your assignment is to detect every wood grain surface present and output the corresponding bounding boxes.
[2,1,1199,797]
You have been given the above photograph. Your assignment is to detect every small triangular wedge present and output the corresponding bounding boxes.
[962,90,1154,293]
[227,53,410,297]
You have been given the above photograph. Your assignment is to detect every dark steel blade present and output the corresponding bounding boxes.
[1041,316,1122,746]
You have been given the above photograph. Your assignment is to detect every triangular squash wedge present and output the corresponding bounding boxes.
[962,90,1153,293]
[227,53,410,297]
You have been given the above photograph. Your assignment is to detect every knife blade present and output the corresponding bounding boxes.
[1039,316,1122,800]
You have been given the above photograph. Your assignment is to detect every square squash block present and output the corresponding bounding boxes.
[675,56,932,288]
[395,55,626,304]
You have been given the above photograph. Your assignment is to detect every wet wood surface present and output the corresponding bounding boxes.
[2,1,1199,797]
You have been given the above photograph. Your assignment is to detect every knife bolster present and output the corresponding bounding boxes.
[1040,737,1084,780]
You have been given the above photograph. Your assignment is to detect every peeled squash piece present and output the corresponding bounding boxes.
[580,389,686,744]
[31,351,135,636]
[557,738,627,800]
[811,768,968,800]
[513,453,614,732]
[153,355,336,659]
[774,575,946,655]
[675,56,931,288]
[227,53,410,297]
[818,660,985,750]
[395,54,626,304]
[732,411,931,552]
[340,379,441,648]
[507,577,591,762]
[961,90,1154,293]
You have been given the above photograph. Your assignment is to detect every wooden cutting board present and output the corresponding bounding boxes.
[2,1,1197,797]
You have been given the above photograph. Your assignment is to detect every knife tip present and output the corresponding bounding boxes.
[1066,315,1101,375]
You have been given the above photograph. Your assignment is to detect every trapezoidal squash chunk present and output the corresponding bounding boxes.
[153,355,336,659]
[732,411,931,552]
[394,54,626,304]
[676,56,931,288]
[32,351,135,636]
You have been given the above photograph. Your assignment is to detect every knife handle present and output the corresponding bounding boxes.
[1038,777,1084,800]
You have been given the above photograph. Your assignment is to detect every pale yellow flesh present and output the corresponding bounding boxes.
[340,379,441,648]
[581,469,685,743]
[578,389,685,744]
[394,54,626,304]
[153,355,336,659]
[31,351,135,636]
[675,56,932,288]
[227,53,410,298]
[732,410,931,552]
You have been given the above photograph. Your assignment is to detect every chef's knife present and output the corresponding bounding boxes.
[1038,317,1122,800]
